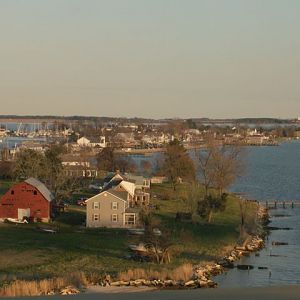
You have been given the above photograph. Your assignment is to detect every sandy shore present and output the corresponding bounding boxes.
[85,285,157,294]
[13,285,300,300]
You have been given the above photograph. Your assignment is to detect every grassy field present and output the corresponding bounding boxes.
[0,180,259,284]
[151,183,259,262]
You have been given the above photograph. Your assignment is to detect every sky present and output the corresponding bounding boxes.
[0,0,300,119]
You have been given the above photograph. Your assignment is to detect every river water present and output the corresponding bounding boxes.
[215,141,300,287]
[0,137,47,150]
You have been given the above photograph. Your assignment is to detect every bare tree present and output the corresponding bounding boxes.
[211,144,244,196]
[140,208,174,264]
[144,226,174,264]
[238,199,259,241]
[195,139,217,197]
[195,140,245,223]
[239,198,248,239]
[197,140,244,197]
[179,183,203,216]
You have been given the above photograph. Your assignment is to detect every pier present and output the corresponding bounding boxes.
[264,201,299,209]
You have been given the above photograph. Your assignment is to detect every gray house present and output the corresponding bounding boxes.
[86,189,139,228]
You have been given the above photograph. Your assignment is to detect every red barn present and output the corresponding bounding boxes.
[0,178,54,222]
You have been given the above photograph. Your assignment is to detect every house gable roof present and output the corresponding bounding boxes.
[86,189,128,203]
[118,181,135,197]
[107,190,128,202]
[25,178,54,202]
[123,174,149,186]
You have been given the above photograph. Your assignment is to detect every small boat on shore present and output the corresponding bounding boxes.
[5,218,28,224]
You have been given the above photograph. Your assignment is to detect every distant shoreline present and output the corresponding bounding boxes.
[114,144,206,155]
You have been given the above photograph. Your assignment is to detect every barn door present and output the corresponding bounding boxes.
[18,208,30,220]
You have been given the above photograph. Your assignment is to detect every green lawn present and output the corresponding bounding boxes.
[0,181,259,283]
[150,183,259,264]
[0,213,138,280]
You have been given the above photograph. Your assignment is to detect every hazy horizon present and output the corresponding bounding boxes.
[1,0,300,118]
[0,114,297,121]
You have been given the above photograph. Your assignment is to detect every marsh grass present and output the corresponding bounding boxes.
[118,263,194,282]
[0,272,88,297]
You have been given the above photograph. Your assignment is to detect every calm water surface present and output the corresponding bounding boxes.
[0,137,47,150]
[231,141,300,201]
[217,141,300,287]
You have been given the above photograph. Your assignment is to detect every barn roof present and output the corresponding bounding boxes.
[25,178,54,202]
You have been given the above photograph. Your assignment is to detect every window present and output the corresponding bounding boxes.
[112,214,118,222]
[125,214,135,225]
[112,202,118,210]
[33,190,37,195]
[93,202,99,209]
[11,190,14,195]
[93,214,99,221]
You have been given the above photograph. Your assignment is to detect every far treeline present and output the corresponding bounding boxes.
[0,115,295,124]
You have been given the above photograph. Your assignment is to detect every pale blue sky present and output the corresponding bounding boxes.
[0,0,300,118]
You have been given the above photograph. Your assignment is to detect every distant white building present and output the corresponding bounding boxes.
[77,137,91,147]
[77,136,106,148]
[61,154,91,167]
[0,128,7,137]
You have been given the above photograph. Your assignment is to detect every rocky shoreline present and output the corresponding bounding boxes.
[25,206,270,296]
[79,205,269,292]
[81,233,265,292]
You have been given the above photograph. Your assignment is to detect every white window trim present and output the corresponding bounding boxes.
[93,202,100,209]
[124,213,136,225]
[112,214,118,222]
[93,213,99,221]
[112,202,118,210]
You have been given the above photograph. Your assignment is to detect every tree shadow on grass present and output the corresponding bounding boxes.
[179,251,217,262]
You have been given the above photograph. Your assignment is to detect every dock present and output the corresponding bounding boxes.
[264,201,299,209]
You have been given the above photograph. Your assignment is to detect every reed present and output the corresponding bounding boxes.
[118,263,194,282]
[0,272,88,297]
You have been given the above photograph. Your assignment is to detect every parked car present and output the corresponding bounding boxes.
[77,198,87,206]
[88,184,103,191]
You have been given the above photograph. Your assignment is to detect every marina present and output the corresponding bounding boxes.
[264,201,300,209]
